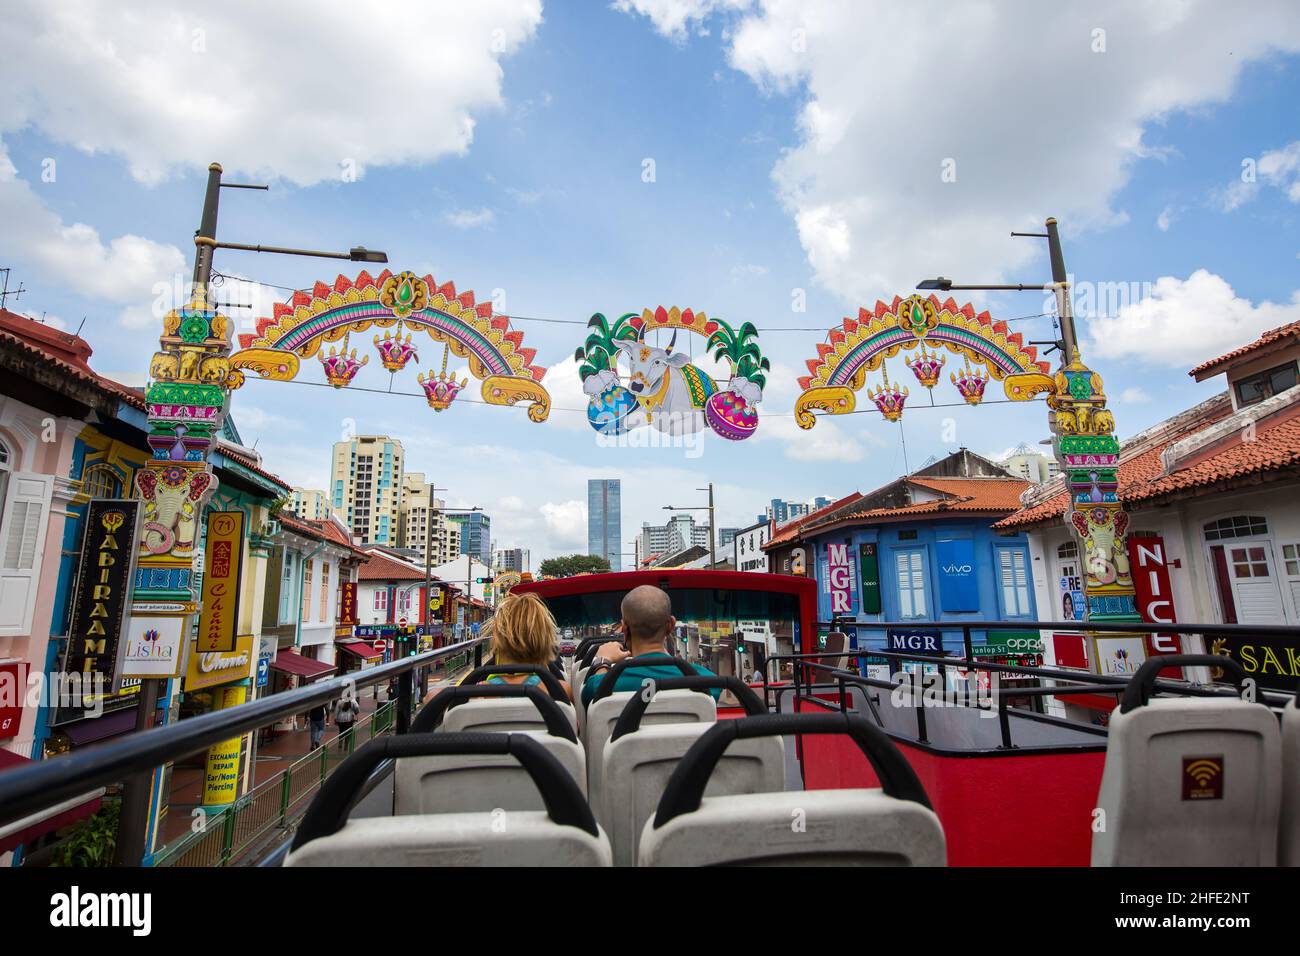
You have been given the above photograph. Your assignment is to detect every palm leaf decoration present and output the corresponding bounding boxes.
[706,319,767,389]
[578,312,639,381]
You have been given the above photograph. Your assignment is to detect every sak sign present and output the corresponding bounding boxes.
[1210,636,1300,694]
[64,500,142,689]
[198,511,245,653]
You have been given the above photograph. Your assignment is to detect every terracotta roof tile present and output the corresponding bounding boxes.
[357,549,430,581]
[1189,318,1300,379]
[994,405,1300,530]
[763,492,864,549]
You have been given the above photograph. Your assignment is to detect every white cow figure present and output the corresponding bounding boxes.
[582,330,712,436]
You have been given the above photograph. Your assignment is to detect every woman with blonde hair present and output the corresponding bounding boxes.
[424,591,570,703]
[480,590,571,700]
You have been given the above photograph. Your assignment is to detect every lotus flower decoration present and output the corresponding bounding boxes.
[374,331,419,372]
[867,363,908,422]
[905,345,945,389]
[318,345,367,388]
[418,370,467,411]
[951,358,989,405]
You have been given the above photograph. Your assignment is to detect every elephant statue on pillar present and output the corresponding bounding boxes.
[135,464,216,559]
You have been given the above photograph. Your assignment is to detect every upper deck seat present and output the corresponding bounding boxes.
[442,665,577,733]
[1092,655,1281,867]
[638,713,945,866]
[582,657,717,792]
[594,676,783,866]
[397,685,586,813]
[286,733,611,867]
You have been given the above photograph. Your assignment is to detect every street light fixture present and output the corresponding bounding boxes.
[914,216,1079,366]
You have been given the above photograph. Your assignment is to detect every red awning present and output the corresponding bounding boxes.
[336,640,383,660]
[268,651,337,681]
[0,748,104,854]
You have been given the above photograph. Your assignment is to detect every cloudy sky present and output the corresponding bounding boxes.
[2,0,1299,563]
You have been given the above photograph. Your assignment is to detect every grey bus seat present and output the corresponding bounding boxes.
[584,663,717,791]
[286,733,611,867]
[582,654,712,743]
[1092,655,1281,867]
[638,713,945,867]
[451,665,577,731]
[1283,694,1299,867]
[595,676,782,866]
[401,685,585,809]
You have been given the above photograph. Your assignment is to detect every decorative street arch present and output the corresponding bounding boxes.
[576,306,769,440]
[794,292,1136,625]
[222,270,550,421]
[794,294,1056,428]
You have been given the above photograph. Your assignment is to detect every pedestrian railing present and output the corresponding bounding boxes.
[151,702,396,867]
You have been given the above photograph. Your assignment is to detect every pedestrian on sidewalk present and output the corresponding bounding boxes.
[307,702,327,749]
[333,695,360,751]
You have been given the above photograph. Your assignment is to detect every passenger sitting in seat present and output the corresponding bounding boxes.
[582,585,719,707]
[422,592,572,704]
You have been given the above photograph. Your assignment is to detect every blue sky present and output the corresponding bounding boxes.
[2,1,1299,563]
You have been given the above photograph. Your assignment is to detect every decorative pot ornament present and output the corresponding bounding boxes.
[905,344,945,389]
[374,331,419,372]
[417,343,467,412]
[318,339,367,388]
[951,357,989,405]
[867,362,908,422]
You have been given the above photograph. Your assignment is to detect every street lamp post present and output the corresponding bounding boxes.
[916,217,1136,632]
[663,482,716,568]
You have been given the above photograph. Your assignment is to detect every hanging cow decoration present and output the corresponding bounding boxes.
[577,307,767,440]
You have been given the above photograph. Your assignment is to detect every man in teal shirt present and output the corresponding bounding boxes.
[582,585,721,707]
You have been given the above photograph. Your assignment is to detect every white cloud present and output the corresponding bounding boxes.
[0,0,544,186]
[0,142,187,322]
[613,0,753,42]
[540,500,589,548]
[1156,206,1175,231]
[621,1,1300,304]
[1086,270,1300,368]
[1216,141,1300,211]
[1119,386,1151,404]
[443,207,496,229]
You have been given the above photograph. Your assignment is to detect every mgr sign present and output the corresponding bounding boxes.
[827,543,854,615]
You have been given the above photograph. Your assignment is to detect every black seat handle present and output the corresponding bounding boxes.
[462,664,568,702]
[652,713,932,828]
[610,676,765,741]
[592,655,698,701]
[1120,654,1249,713]
[291,732,598,850]
[411,685,577,742]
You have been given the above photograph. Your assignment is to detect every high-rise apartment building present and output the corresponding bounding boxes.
[330,436,404,546]
[398,472,461,566]
[450,512,492,566]
[639,513,710,561]
[493,548,530,573]
[999,443,1054,484]
[290,488,330,521]
[587,479,621,571]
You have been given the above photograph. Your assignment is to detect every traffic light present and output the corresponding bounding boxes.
[474,576,492,584]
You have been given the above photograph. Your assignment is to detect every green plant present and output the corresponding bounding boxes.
[50,800,121,867]
[575,312,638,382]
[707,319,769,389]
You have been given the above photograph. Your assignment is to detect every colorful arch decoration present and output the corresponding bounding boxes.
[576,306,769,440]
[794,294,1056,428]
[226,270,550,422]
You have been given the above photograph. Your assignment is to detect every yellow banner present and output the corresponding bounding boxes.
[202,684,247,806]
[198,511,245,653]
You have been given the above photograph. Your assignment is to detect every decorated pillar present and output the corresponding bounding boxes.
[1047,359,1138,624]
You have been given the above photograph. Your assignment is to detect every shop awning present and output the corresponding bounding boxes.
[63,707,140,747]
[0,749,104,854]
[336,640,384,660]
[269,652,337,681]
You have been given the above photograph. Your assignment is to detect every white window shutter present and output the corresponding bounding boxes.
[0,472,55,637]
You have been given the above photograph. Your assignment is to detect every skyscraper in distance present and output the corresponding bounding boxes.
[588,479,621,571]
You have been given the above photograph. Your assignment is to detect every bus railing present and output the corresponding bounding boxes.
[0,636,490,863]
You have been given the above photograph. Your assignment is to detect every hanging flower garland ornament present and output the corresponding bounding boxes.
[576,306,768,440]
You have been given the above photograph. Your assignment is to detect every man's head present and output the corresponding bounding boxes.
[620,584,676,651]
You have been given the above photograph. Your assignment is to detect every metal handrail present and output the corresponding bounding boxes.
[0,636,489,830]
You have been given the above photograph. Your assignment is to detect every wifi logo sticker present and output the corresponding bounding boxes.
[1182,755,1224,800]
